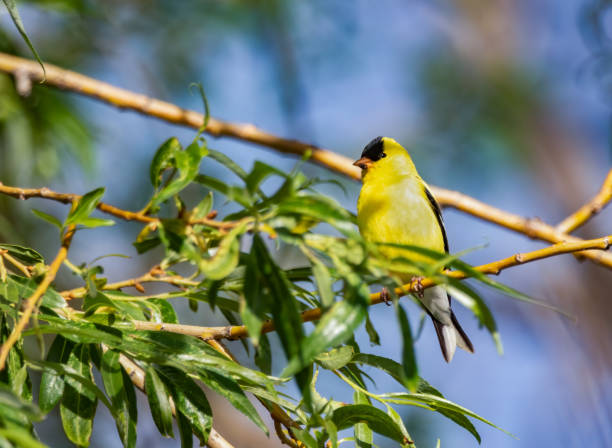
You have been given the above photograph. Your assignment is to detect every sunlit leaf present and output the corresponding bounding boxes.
[150,137,181,188]
[315,345,354,370]
[65,187,105,227]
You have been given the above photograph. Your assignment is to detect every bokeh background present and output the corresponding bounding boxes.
[1,1,612,447]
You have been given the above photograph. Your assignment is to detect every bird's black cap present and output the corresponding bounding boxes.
[361,136,385,161]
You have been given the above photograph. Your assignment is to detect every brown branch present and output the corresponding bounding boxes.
[0,183,235,232]
[122,235,610,341]
[556,168,612,234]
[100,345,235,448]
[0,225,76,370]
[433,188,612,270]
[0,183,157,223]
[1,53,611,270]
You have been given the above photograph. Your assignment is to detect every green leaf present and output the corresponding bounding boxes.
[192,192,213,219]
[198,370,268,434]
[381,392,513,438]
[0,427,47,448]
[59,344,98,447]
[444,282,503,354]
[310,258,334,308]
[240,240,269,346]
[195,174,253,207]
[144,366,174,438]
[291,428,318,448]
[396,304,418,392]
[354,392,373,448]
[0,315,31,402]
[207,149,248,181]
[0,244,44,264]
[315,346,354,370]
[282,298,367,378]
[176,410,194,448]
[252,235,304,365]
[39,335,73,413]
[148,299,179,324]
[331,404,405,443]
[278,196,355,235]
[245,161,287,195]
[153,141,203,205]
[351,353,405,386]
[198,222,247,280]
[32,209,63,230]
[1,0,45,76]
[0,274,65,309]
[364,315,381,346]
[65,187,105,227]
[77,217,115,228]
[101,350,137,448]
[150,137,182,188]
[0,383,42,430]
[254,334,272,374]
[190,82,211,129]
[159,367,212,444]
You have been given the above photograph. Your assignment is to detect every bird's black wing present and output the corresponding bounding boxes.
[423,185,449,253]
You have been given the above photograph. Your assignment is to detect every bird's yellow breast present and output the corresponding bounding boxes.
[357,173,445,263]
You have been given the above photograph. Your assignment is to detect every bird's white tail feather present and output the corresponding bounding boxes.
[441,324,457,363]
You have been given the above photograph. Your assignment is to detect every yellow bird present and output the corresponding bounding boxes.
[354,136,474,362]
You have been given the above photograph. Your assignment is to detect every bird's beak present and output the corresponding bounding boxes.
[353,157,373,170]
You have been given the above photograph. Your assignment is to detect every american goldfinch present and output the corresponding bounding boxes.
[354,136,474,362]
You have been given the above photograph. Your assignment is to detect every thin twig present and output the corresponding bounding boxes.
[0,250,31,277]
[61,269,199,300]
[2,53,611,270]
[556,168,612,234]
[0,226,75,370]
[100,345,235,448]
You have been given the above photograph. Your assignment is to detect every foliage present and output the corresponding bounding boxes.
[0,125,536,447]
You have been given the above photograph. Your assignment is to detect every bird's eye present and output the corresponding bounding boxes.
[381,152,387,158]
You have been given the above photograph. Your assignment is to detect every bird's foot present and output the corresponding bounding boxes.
[380,287,392,306]
[412,276,425,298]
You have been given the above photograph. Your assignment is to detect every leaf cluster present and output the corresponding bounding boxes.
[0,131,525,447]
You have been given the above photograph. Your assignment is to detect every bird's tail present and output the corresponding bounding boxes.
[432,311,474,363]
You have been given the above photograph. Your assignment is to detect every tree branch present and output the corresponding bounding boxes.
[556,168,612,234]
[0,183,230,229]
[2,52,611,270]
[0,225,75,370]
[121,235,609,341]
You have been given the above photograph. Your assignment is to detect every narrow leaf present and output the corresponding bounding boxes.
[2,0,45,75]
[396,304,419,392]
[38,335,73,413]
[59,344,98,447]
[65,187,105,227]
[144,366,174,438]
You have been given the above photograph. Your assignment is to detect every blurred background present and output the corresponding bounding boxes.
[1,0,611,447]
